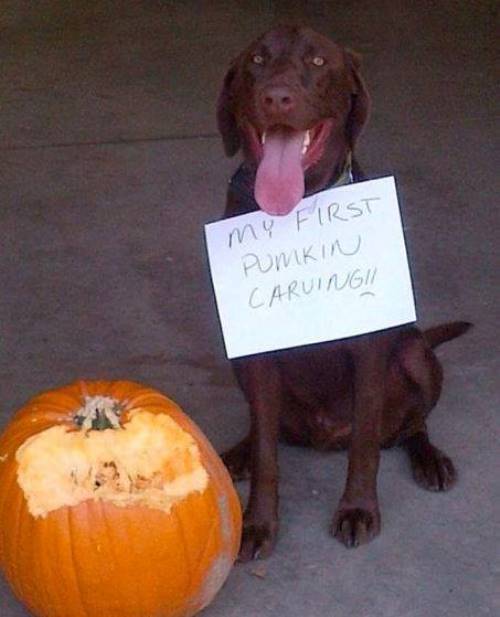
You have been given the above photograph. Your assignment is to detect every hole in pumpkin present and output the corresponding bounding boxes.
[15,410,209,518]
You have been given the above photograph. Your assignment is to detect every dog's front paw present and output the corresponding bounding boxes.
[238,517,278,562]
[331,506,380,548]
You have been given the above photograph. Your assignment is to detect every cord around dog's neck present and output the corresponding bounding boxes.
[325,151,353,189]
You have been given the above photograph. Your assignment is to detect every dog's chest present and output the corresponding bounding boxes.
[277,345,355,448]
[277,344,351,397]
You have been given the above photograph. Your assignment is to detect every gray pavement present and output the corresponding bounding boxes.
[1,2,498,616]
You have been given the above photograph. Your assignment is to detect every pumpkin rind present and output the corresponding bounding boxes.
[0,380,242,617]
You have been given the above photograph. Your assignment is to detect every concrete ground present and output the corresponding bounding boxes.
[1,1,498,616]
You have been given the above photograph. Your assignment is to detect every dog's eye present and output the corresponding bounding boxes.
[252,54,264,65]
[312,56,325,67]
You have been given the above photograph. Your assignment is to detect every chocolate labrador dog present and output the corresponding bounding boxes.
[216,25,470,560]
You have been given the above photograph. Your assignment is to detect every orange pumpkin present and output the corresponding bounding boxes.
[0,380,242,617]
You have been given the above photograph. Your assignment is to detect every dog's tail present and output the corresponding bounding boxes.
[424,321,473,349]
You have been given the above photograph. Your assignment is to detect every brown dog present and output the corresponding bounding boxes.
[216,25,470,561]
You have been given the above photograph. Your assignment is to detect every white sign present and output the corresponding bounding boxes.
[205,176,416,359]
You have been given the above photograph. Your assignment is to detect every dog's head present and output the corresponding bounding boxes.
[217,26,371,215]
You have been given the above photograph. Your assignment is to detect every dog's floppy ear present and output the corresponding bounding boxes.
[345,50,371,149]
[217,62,241,157]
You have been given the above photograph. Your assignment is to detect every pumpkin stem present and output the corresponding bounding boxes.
[74,396,123,431]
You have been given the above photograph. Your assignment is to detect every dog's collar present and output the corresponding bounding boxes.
[229,153,354,213]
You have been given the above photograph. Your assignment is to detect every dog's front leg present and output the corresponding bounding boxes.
[332,337,388,547]
[233,354,282,561]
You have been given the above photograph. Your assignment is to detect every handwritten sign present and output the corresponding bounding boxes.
[205,176,416,358]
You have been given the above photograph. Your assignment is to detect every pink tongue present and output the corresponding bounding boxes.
[255,129,305,215]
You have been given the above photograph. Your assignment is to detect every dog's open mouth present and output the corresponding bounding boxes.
[246,120,333,215]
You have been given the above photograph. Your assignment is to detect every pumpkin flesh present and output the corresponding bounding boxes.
[16,408,209,518]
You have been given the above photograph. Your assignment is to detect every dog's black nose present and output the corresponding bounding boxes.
[261,86,295,115]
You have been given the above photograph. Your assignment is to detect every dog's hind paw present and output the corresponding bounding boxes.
[411,448,456,492]
[404,432,457,492]
[220,437,251,482]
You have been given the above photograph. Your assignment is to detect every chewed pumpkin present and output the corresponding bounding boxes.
[0,380,242,617]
